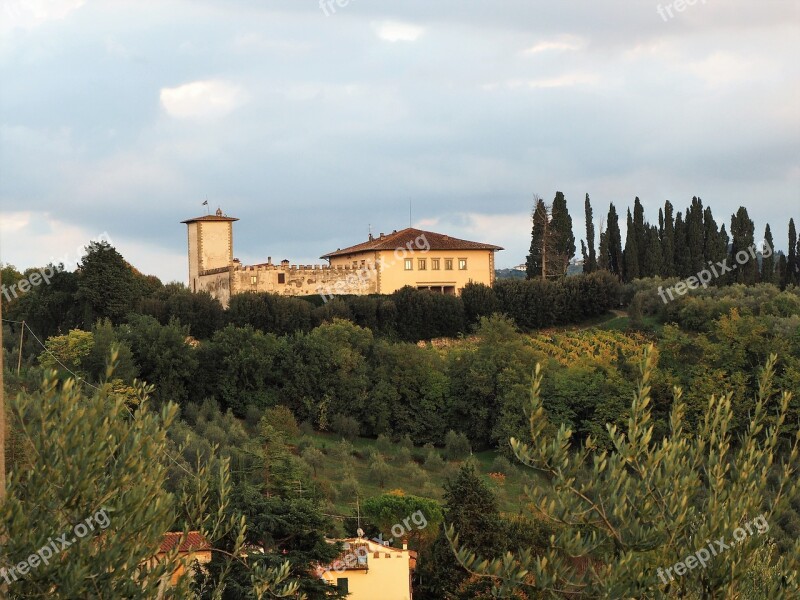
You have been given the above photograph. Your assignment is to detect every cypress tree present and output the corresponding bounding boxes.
[550,191,576,276]
[762,224,776,284]
[643,225,663,278]
[583,194,597,273]
[777,252,788,289]
[730,207,756,284]
[673,212,690,277]
[598,229,609,271]
[786,218,798,287]
[605,204,623,278]
[633,197,647,274]
[686,197,705,274]
[660,201,675,277]
[526,197,548,280]
[623,209,640,282]
[702,206,727,269]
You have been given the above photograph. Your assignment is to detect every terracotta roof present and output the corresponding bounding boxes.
[181,214,238,224]
[159,531,211,554]
[321,227,503,259]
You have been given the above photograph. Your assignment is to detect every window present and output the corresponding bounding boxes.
[459,258,468,270]
[278,273,285,284]
[250,275,257,285]
[361,259,366,267]
[336,578,349,593]
[432,258,440,270]
[352,261,358,268]
[418,258,427,270]
[405,258,413,270]
[444,258,453,270]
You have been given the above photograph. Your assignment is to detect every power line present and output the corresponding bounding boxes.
[3,318,195,477]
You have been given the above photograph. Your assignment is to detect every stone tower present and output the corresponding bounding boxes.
[182,208,238,292]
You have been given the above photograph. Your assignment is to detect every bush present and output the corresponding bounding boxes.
[376,433,394,455]
[331,414,361,440]
[490,454,513,475]
[338,476,361,500]
[244,404,263,428]
[444,430,471,460]
[399,434,414,452]
[394,446,413,465]
[424,450,446,472]
[369,455,392,488]
[299,420,315,436]
[263,405,300,438]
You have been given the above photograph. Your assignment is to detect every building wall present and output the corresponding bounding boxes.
[194,263,379,308]
[198,221,233,271]
[331,248,495,295]
[320,540,412,600]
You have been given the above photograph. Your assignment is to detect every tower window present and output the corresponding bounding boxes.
[250,275,257,285]
[278,273,286,284]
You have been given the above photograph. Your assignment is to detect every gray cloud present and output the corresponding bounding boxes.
[0,0,798,281]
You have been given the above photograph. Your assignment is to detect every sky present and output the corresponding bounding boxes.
[1,0,798,282]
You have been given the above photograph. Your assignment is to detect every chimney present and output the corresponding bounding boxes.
[379,233,385,239]
[368,233,374,241]
[402,539,408,550]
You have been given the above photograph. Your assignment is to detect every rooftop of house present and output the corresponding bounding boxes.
[321,227,504,259]
[159,531,211,554]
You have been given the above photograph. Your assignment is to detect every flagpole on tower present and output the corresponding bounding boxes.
[203,197,210,215]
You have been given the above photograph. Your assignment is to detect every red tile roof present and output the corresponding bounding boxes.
[321,227,503,259]
[159,531,211,554]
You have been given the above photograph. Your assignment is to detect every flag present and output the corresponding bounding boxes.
[202,200,209,206]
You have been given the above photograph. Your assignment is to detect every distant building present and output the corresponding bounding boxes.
[183,209,503,307]
[147,531,211,590]
[317,537,417,600]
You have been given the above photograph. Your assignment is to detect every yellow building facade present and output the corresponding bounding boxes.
[318,538,416,600]
[183,209,502,307]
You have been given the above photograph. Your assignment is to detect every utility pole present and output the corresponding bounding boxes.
[17,321,24,375]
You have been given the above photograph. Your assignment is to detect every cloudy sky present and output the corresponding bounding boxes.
[1,0,798,282]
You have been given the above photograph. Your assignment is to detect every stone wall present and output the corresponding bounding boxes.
[196,262,379,308]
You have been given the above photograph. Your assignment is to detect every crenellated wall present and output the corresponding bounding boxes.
[195,262,378,307]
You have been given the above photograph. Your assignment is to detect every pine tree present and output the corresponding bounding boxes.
[605,204,624,278]
[762,224,776,285]
[661,201,675,277]
[419,463,505,598]
[623,209,640,282]
[583,194,597,273]
[550,191,576,276]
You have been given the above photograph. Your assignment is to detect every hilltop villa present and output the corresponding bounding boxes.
[182,208,503,307]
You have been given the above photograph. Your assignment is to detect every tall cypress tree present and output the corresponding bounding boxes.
[642,225,663,279]
[786,218,798,287]
[686,197,705,274]
[598,229,609,271]
[762,224,776,285]
[550,191,576,276]
[633,197,647,275]
[661,201,675,277]
[526,196,548,280]
[583,194,597,273]
[606,204,623,278]
[730,207,756,284]
[623,209,640,282]
[673,212,690,277]
[702,206,726,269]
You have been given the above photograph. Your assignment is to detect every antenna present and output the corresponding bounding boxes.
[409,200,412,228]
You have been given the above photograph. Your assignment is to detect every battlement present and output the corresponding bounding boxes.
[235,263,375,273]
